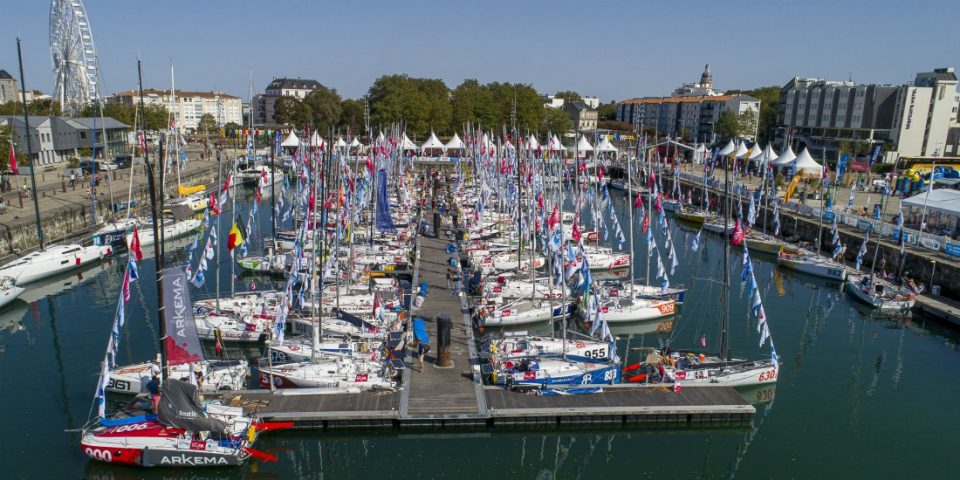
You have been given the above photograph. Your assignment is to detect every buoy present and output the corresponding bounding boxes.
[698,353,706,362]
[622,363,641,373]
[627,374,647,383]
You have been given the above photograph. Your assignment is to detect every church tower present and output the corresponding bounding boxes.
[700,64,713,89]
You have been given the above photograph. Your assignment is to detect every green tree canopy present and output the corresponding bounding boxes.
[715,110,739,141]
[196,113,218,135]
[743,86,780,143]
[542,107,573,137]
[303,85,343,133]
[451,79,498,131]
[142,104,170,131]
[338,98,366,136]
[554,91,581,103]
[274,96,312,127]
[223,122,242,132]
[597,101,617,121]
[738,110,758,139]
[368,74,434,138]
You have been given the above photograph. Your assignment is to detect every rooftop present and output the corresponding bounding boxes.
[0,69,13,80]
[620,94,742,105]
[112,89,240,99]
[266,77,322,90]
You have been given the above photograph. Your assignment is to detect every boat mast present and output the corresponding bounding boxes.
[815,155,826,256]
[868,156,901,280]
[627,142,635,296]
[138,59,168,378]
[214,149,222,313]
[645,138,653,287]
[720,151,731,362]
[16,38,44,251]
[270,129,276,238]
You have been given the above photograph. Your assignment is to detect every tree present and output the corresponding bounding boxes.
[597,120,633,132]
[715,110,739,140]
[597,101,617,121]
[542,107,573,136]
[338,98,366,136]
[554,91,582,103]
[196,113,218,135]
[303,85,342,133]
[368,74,432,138]
[743,86,780,143]
[223,122,242,133]
[737,111,758,139]
[274,96,312,127]
[142,104,170,131]
[450,79,498,131]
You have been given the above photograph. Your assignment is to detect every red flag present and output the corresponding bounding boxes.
[221,174,232,194]
[641,215,649,233]
[122,270,131,302]
[537,192,544,211]
[572,221,582,242]
[731,220,744,246]
[655,195,663,214]
[633,193,642,209]
[366,156,375,175]
[547,206,560,230]
[8,145,18,175]
[649,170,656,188]
[130,227,144,261]
[209,192,221,215]
[597,167,604,183]
[255,186,261,204]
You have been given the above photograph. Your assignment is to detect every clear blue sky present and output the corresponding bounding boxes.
[2,0,958,102]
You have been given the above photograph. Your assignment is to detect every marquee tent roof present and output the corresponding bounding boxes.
[550,135,566,151]
[400,133,418,151]
[718,140,736,156]
[901,189,960,216]
[595,136,618,153]
[760,144,778,163]
[793,148,823,176]
[420,131,445,150]
[280,131,300,147]
[349,137,362,148]
[444,133,464,151]
[576,135,594,152]
[747,143,763,160]
[309,131,325,148]
[735,141,750,159]
[772,145,796,166]
[527,134,540,150]
[334,136,347,148]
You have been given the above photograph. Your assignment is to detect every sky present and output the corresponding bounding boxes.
[1,0,958,103]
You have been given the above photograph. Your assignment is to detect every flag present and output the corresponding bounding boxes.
[122,269,131,302]
[547,205,560,230]
[691,230,701,252]
[730,220,744,246]
[130,227,144,261]
[572,220,581,242]
[633,193,642,209]
[8,145,17,175]
[783,175,801,204]
[848,183,856,207]
[855,233,869,270]
[228,217,246,252]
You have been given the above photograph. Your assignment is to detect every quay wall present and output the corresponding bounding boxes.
[0,166,218,261]
[665,176,960,300]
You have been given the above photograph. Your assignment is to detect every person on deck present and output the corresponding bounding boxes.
[146,375,161,412]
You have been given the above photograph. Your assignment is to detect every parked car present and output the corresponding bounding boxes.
[79,159,119,174]
[114,155,133,169]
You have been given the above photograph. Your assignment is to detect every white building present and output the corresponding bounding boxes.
[778,67,959,158]
[106,89,243,132]
[0,116,130,165]
[581,96,601,109]
[542,95,565,109]
[252,77,323,126]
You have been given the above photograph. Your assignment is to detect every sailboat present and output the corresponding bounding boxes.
[80,63,285,467]
[844,160,916,311]
[646,149,779,388]
[0,276,25,309]
[0,43,109,284]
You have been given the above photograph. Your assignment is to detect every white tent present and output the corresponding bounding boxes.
[772,145,796,167]
[693,143,709,164]
[760,144,778,163]
[735,141,750,159]
[400,133,418,151]
[747,143,763,160]
[444,133,464,152]
[549,135,566,152]
[420,131,445,153]
[595,136,618,153]
[792,148,823,177]
[349,137,362,149]
[575,135,594,155]
[527,134,540,151]
[334,136,347,148]
[309,131,325,149]
[902,189,960,216]
[281,131,300,148]
[718,139,736,156]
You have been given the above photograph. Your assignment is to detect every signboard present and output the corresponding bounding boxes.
[919,236,941,251]
[944,241,960,257]
[848,160,869,173]
[823,208,835,222]
[856,219,873,231]
[844,216,859,228]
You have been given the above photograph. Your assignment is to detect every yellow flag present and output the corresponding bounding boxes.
[774,268,786,296]
[782,175,802,204]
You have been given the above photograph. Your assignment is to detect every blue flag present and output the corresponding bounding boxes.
[375,169,397,233]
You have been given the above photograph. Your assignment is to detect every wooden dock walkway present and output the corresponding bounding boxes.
[914,294,960,327]
[399,214,484,418]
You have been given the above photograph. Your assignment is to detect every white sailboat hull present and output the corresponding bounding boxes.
[777,254,847,281]
[0,244,108,285]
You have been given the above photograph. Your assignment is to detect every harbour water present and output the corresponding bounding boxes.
[1,189,958,479]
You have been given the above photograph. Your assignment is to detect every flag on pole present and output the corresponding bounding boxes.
[8,145,18,175]
[130,227,144,261]
[228,217,246,252]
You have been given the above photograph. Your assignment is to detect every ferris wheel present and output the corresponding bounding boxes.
[49,0,100,114]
